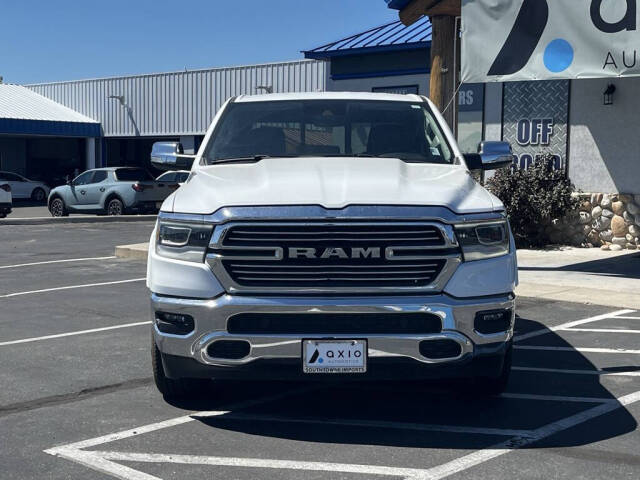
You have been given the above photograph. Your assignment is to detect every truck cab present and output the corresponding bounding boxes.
[147,92,517,398]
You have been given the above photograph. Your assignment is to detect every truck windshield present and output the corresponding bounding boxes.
[203,100,454,164]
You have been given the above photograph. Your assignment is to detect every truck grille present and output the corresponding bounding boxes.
[207,222,460,294]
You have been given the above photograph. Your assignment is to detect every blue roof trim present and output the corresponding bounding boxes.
[304,42,429,59]
[385,0,413,9]
[303,18,431,59]
[0,118,101,137]
[332,67,429,80]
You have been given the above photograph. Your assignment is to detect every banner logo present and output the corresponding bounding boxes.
[487,0,637,78]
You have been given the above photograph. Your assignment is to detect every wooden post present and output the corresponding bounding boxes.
[429,15,457,129]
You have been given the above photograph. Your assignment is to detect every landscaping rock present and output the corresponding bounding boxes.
[593,216,611,230]
[601,195,612,209]
[592,206,603,219]
[624,211,635,224]
[611,215,628,236]
[602,209,614,218]
[626,243,637,250]
[612,201,625,215]
[580,200,592,211]
[611,236,627,246]
[631,225,640,237]
[610,244,623,251]
[626,233,634,242]
[592,193,604,205]
[599,229,614,242]
[627,202,640,215]
[601,244,610,251]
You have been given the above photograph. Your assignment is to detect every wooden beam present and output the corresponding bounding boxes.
[400,0,439,26]
[429,15,457,128]
[399,0,461,26]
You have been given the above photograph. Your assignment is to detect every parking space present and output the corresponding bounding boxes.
[0,223,639,479]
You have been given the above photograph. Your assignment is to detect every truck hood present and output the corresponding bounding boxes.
[168,157,503,215]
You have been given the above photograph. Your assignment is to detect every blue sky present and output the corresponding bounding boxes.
[0,0,398,85]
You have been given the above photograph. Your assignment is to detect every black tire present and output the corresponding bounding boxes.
[49,197,68,217]
[151,336,207,398]
[106,197,124,216]
[31,187,46,203]
[474,342,513,396]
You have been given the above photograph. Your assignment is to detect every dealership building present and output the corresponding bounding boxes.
[0,17,636,196]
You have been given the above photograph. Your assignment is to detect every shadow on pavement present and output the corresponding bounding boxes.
[519,252,640,280]
[165,315,638,451]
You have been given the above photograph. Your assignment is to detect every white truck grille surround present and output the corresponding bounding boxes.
[206,222,462,294]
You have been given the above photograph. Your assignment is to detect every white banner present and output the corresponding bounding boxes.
[462,0,640,82]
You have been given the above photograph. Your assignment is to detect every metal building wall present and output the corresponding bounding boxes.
[26,60,328,137]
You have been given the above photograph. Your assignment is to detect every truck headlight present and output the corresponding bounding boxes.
[156,220,213,263]
[455,221,510,261]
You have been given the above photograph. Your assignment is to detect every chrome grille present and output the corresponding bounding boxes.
[207,222,461,294]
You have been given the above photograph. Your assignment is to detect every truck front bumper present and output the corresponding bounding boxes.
[151,292,515,381]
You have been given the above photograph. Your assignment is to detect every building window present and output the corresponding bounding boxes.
[457,83,485,153]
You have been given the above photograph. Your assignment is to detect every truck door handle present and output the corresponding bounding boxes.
[80,190,86,195]
[99,187,105,192]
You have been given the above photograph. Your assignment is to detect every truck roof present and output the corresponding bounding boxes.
[234,91,424,103]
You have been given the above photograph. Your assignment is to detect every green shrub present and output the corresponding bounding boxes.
[486,154,579,248]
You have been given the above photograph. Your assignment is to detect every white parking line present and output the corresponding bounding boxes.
[514,309,635,342]
[612,316,640,320]
[44,388,640,480]
[0,321,152,346]
[425,390,640,480]
[0,256,116,269]
[513,366,640,377]
[0,278,145,298]
[499,393,616,404]
[565,328,640,334]
[515,346,640,354]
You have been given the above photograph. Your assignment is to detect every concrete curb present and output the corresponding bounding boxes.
[115,242,150,260]
[1,215,157,225]
[116,242,638,309]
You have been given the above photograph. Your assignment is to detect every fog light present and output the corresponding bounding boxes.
[207,340,251,360]
[474,309,512,335]
[155,312,195,335]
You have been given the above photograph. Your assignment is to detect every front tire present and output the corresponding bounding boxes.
[49,197,68,217]
[106,198,124,216]
[151,336,207,398]
[31,187,46,203]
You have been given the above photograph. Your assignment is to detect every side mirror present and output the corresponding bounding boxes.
[150,142,196,170]
[464,141,514,171]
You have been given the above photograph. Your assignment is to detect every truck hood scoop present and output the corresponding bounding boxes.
[170,157,502,215]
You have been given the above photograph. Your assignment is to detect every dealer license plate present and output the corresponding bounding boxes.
[303,339,367,374]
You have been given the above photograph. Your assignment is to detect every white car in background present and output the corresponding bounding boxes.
[0,171,50,202]
[156,170,190,185]
[0,181,12,218]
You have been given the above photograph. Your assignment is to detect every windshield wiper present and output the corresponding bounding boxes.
[210,154,296,165]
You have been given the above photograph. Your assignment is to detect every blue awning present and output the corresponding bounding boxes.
[0,84,101,137]
[303,18,431,59]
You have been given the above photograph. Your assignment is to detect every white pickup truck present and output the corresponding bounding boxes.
[147,92,518,398]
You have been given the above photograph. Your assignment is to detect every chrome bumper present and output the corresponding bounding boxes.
[151,293,515,368]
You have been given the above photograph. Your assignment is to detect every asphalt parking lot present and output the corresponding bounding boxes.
[1,221,639,479]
